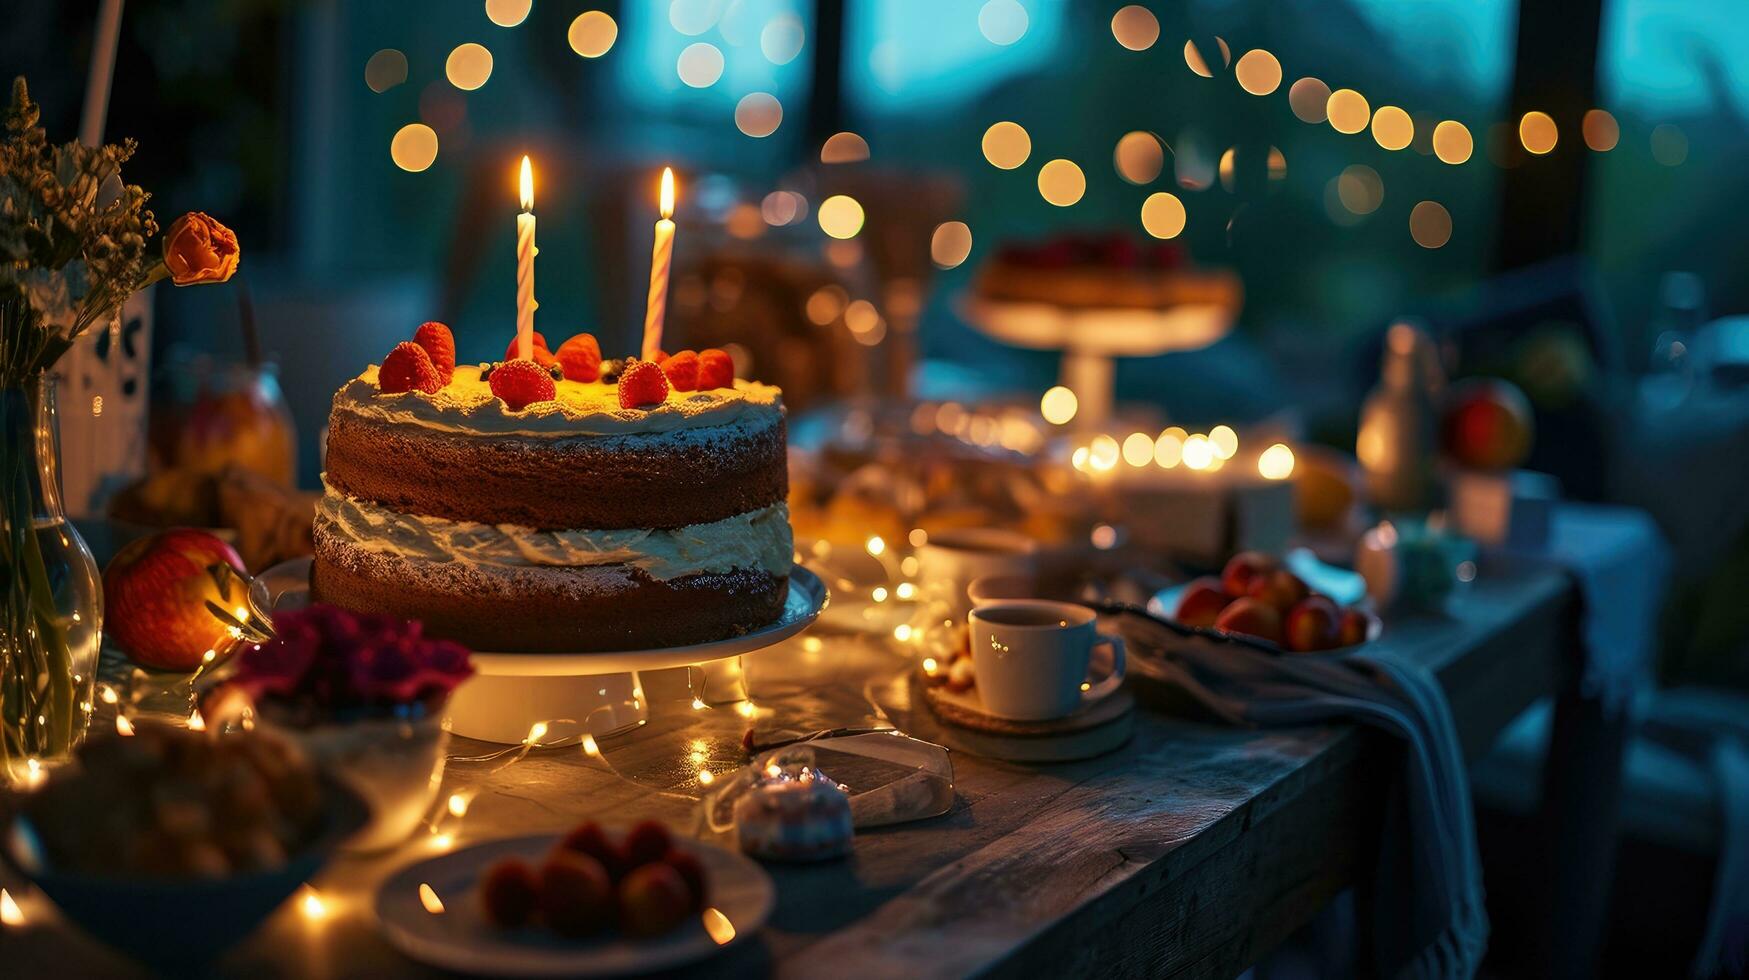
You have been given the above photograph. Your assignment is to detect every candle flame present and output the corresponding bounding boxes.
[519,155,534,211]
[659,167,675,219]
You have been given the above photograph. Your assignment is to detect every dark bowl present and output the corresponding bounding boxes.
[2,773,367,972]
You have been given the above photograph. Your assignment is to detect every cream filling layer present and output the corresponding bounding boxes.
[316,487,792,582]
[334,365,783,439]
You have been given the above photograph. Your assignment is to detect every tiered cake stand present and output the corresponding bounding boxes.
[960,297,1234,429]
[253,559,827,744]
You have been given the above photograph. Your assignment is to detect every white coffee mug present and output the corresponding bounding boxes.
[968,600,1127,721]
[916,528,1039,621]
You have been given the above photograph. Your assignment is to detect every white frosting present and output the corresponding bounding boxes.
[334,364,783,439]
[315,487,793,581]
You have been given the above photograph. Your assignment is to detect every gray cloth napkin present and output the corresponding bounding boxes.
[1109,607,1488,980]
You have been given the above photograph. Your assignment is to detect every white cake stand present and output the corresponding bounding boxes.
[960,296,1235,429]
[252,559,827,745]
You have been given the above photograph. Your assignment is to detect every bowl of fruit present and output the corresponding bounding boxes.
[374,819,774,977]
[1157,550,1381,654]
[0,725,367,972]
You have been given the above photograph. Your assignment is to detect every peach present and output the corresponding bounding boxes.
[1442,377,1534,471]
[1247,569,1309,614]
[1174,576,1233,628]
[618,862,692,937]
[1214,597,1283,645]
[1337,608,1378,648]
[1285,596,1342,653]
[539,851,615,937]
[1221,551,1279,599]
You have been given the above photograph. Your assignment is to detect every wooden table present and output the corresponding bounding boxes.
[0,565,1578,979]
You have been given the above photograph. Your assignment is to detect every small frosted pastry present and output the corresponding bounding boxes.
[731,771,853,862]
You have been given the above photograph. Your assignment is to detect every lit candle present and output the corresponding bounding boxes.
[515,155,538,361]
[642,167,676,361]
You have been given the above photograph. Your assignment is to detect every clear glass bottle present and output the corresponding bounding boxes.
[1356,320,1444,514]
[1,374,102,780]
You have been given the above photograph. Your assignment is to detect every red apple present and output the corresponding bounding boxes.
[1285,596,1342,653]
[1442,377,1534,471]
[539,851,615,937]
[1337,608,1378,648]
[617,862,692,937]
[481,858,542,928]
[1246,569,1309,614]
[1221,551,1279,599]
[1174,576,1233,628]
[1214,597,1283,645]
[103,528,247,671]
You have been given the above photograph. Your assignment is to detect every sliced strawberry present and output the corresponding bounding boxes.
[661,350,699,392]
[556,333,603,383]
[413,321,456,384]
[697,348,734,389]
[489,358,557,410]
[379,342,443,394]
[617,359,670,408]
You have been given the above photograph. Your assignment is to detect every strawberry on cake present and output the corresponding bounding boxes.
[312,323,792,653]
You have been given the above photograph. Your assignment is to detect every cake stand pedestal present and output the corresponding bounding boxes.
[252,560,828,745]
[960,297,1235,429]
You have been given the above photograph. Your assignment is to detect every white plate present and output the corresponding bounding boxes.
[375,834,774,978]
[254,559,828,677]
[960,296,1234,356]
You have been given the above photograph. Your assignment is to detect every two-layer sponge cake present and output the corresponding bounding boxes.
[312,328,791,653]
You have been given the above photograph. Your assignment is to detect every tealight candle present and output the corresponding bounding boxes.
[642,167,676,361]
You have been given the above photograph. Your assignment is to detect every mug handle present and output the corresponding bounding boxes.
[1080,633,1127,705]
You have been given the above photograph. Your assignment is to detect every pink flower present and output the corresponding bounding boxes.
[232,604,473,718]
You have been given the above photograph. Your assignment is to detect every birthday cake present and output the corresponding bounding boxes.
[311,324,792,653]
[975,233,1242,311]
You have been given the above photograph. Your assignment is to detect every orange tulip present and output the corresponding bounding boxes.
[162,212,240,285]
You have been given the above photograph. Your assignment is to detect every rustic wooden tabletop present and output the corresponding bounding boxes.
[0,565,1575,979]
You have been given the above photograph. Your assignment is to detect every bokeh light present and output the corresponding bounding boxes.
[1218,147,1236,192]
[1433,120,1473,164]
[761,13,805,64]
[821,131,870,163]
[365,50,408,93]
[1519,111,1558,154]
[1037,159,1086,207]
[1183,38,1230,78]
[1582,109,1619,151]
[1209,424,1238,460]
[1259,444,1295,480]
[1114,131,1165,184]
[1651,123,1688,165]
[761,191,805,226]
[445,43,493,91]
[390,123,439,172]
[1327,89,1370,134]
[1371,106,1413,150]
[1289,78,1330,123]
[982,121,1031,170]
[1110,6,1159,51]
[485,0,532,28]
[669,0,720,36]
[568,11,617,58]
[735,92,783,137]
[1040,386,1078,425]
[1336,164,1383,216]
[1154,428,1186,467]
[1268,146,1287,182]
[978,0,1029,46]
[1235,49,1282,96]
[818,194,865,239]
[677,43,725,88]
[1123,432,1155,467]
[806,285,847,325]
[931,221,973,268]
[1410,201,1452,248]
[1089,435,1121,471]
[1181,434,1215,470]
[1141,192,1187,239]
[726,203,764,239]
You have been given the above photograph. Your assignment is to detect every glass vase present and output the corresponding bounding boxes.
[0,374,102,781]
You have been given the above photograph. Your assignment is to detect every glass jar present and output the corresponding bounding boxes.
[0,374,102,781]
